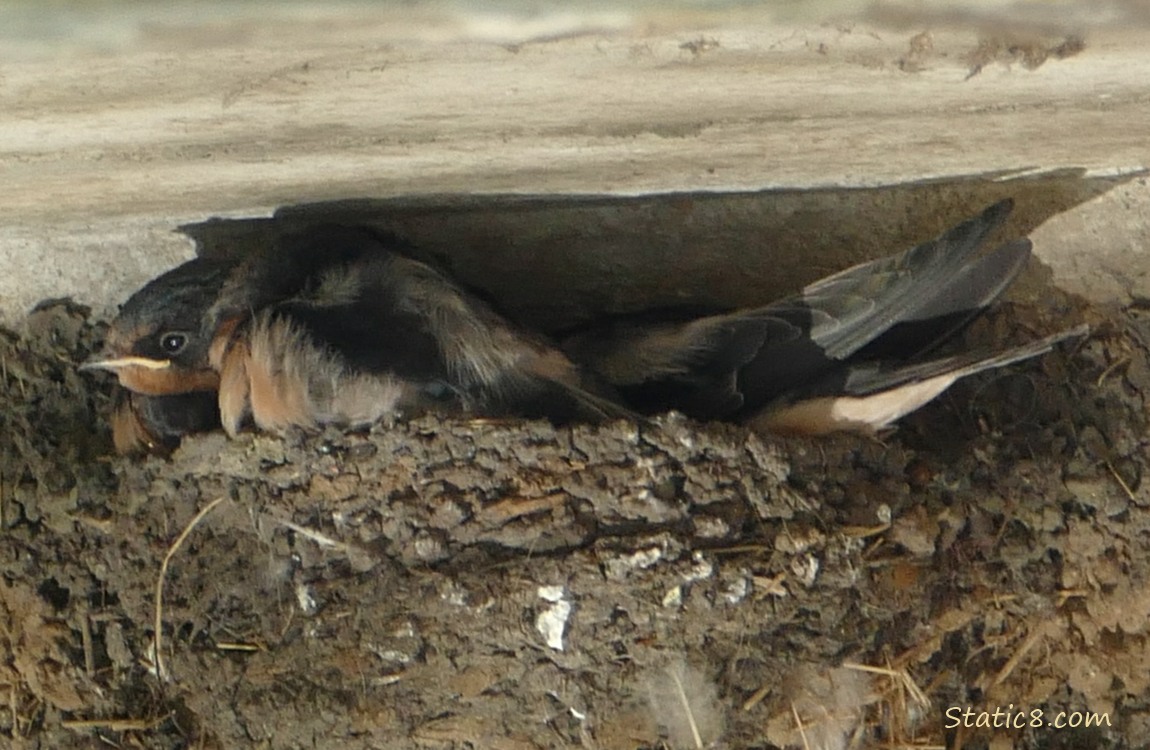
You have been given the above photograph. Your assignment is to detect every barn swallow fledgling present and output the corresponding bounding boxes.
[85,226,629,449]
[83,199,1085,454]
[560,198,1087,434]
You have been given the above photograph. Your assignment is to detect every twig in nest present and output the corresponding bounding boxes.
[985,625,1045,690]
[62,714,171,732]
[216,641,263,652]
[742,683,771,712]
[790,701,811,750]
[276,519,348,550]
[153,495,226,682]
[1106,460,1138,504]
[669,666,704,749]
[842,661,929,708]
[842,522,892,539]
[1096,356,1130,387]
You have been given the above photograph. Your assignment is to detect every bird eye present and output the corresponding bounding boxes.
[159,332,188,355]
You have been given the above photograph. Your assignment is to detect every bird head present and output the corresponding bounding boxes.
[82,257,234,395]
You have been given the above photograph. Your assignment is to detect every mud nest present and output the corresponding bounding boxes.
[2,290,1149,750]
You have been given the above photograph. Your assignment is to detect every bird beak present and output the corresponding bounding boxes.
[80,355,172,373]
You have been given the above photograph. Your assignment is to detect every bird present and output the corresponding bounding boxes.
[82,199,1086,453]
[84,226,630,448]
[560,198,1086,434]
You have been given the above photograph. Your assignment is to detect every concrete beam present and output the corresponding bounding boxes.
[2,3,1147,325]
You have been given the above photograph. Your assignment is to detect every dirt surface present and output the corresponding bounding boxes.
[2,283,1149,749]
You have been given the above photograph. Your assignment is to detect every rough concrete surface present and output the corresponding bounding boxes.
[2,2,1149,324]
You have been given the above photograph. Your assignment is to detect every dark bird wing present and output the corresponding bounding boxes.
[795,198,1017,359]
[562,199,1066,430]
[731,236,1033,414]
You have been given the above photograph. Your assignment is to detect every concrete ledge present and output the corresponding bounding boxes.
[2,3,1148,324]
